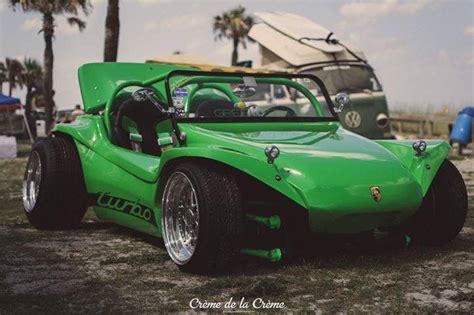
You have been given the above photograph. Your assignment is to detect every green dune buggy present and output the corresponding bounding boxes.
[23,63,468,272]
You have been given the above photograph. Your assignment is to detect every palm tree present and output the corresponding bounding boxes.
[22,58,43,106]
[5,58,24,97]
[104,0,120,61]
[9,0,91,133]
[213,5,254,66]
[22,58,43,137]
[0,62,7,94]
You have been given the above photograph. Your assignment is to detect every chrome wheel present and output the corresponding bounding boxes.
[23,151,42,213]
[162,171,199,265]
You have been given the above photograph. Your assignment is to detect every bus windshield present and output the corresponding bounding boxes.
[302,65,382,95]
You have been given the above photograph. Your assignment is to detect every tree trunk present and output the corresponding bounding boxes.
[25,86,32,117]
[104,0,120,62]
[25,86,36,139]
[8,82,13,97]
[231,38,239,66]
[43,12,54,134]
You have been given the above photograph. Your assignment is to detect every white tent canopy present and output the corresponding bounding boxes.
[249,12,366,69]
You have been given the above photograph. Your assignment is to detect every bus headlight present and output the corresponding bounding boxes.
[376,113,390,128]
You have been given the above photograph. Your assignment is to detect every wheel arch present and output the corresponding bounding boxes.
[155,153,307,209]
[156,156,259,202]
[155,156,310,243]
[53,115,105,149]
[375,139,451,195]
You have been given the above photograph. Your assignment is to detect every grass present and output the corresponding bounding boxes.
[234,277,288,298]
[99,251,168,266]
[0,158,28,225]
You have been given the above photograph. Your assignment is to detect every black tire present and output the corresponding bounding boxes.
[23,134,88,229]
[162,162,243,273]
[410,159,468,245]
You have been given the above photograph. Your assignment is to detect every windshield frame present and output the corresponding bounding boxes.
[164,70,339,123]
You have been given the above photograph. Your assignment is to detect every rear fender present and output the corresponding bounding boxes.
[54,115,161,183]
[375,140,451,195]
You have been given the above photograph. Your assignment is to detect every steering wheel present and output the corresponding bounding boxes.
[262,106,297,117]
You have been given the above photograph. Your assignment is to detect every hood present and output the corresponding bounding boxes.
[179,122,422,220]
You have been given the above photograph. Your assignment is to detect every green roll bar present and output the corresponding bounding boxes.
[103,72,326,139]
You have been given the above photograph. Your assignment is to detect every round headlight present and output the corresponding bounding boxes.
[376,113,390,128]
[412,140,427,155]
[264,145,280,164]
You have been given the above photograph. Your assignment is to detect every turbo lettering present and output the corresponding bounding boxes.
[93,192,156,226]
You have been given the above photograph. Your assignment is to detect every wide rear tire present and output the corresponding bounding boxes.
[410,159,468,245]
[23,134,88,229]
[161,162,243,273]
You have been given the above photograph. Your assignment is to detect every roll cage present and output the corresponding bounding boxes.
[103,70,339,140]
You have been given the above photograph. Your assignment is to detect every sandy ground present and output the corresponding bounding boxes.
[0,157,473,313]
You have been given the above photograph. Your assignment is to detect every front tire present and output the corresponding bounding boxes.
[23,135,88,229]
[410,159,468,245]
[161,162,243,273]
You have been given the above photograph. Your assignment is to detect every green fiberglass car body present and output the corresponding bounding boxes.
[23,63,467,272]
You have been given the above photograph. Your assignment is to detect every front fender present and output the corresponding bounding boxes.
[375,139,451,195]
[159,146,307,208]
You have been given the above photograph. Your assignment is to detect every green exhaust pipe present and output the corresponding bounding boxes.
[246,214,281,230]
[405,235,412,247]
[241,248,282,262]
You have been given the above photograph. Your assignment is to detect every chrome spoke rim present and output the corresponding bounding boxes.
[22,151,41,213]
[162,172,199,265]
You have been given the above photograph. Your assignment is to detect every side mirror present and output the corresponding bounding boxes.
[334,92,350,113]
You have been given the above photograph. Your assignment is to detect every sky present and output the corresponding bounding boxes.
[0,0,473,111]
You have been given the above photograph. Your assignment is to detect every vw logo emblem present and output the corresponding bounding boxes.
[344,111,362,128]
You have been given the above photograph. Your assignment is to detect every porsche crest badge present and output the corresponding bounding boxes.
[370,186,382,202]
